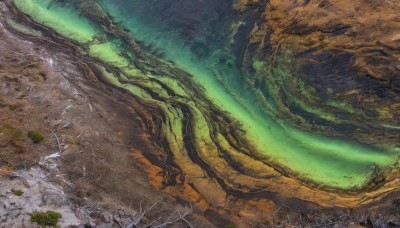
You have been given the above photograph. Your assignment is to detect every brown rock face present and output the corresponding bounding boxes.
[237,0,400,61]
[241,0,400,89]
[264,0,400,80]
[235,0,400,146]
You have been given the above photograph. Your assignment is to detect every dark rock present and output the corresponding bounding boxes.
[392,198,400,207]
[359,217,373,227]
[84,223,94,228]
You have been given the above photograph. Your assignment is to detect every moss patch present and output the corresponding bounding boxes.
[13,189,24,196]
[28,130,44,143]
[30,211,62,227]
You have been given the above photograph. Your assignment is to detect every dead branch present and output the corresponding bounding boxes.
[153,204,193,228]
[125,198,164,228]
[52,130,63,154]
[111,198,193,228]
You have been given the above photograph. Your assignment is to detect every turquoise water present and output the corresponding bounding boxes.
[12,0,400,189]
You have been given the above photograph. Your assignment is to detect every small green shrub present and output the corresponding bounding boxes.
[30,211,62,227]
[13,189,24,196]
[28,130,44,143]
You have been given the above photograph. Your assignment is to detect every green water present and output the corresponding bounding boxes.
[13,0,399,189]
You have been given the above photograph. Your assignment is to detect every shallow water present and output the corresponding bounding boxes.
[12,0,399,190]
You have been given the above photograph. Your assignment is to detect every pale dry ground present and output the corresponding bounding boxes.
[0,168,82,227]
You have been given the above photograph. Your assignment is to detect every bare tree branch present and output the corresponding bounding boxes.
[115,198,193,228]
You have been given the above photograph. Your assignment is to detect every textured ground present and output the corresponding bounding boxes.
[0,4,209,227]
[0,0,400,227]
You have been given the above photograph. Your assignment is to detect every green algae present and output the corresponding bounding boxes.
[6,18,42,36]
[13,0,97,43]
[11,0,400,190]
[89,41,130,68]
[100,67,153,100]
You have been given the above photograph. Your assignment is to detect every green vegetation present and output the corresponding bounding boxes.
[30,211,62,227]
[13,189,24,196]
[0,125,23,141]
[28,130,44,143]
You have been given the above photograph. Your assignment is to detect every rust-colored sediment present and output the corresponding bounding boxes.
[237,0,400,128]
[237,0,400,81]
